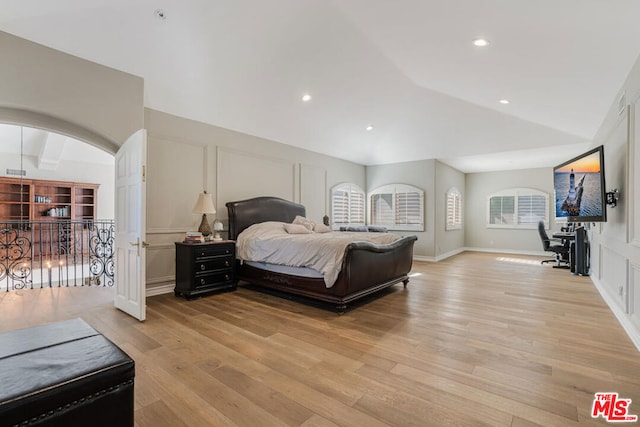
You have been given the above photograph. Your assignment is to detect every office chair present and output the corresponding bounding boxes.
[538,221,570,268]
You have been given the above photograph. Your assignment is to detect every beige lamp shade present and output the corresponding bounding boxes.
[193,191,216,236]
[192,191,216,214]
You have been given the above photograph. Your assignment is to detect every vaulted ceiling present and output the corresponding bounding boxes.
[2,1,640,171]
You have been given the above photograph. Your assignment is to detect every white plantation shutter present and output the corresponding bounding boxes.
[517,194,546,225]
[369,184,424,231]
[331,183,365,227]
[446,188,462,230]
[489,196,515,225]
[332,188,349,224]
[350,191,365,224]
[371,193,393,224]
[396,192,422,225]
[487,188,549,228]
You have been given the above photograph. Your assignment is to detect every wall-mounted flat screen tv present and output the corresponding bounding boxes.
[553,145,606,223]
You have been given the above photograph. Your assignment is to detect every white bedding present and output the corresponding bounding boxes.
[236,221,400,288]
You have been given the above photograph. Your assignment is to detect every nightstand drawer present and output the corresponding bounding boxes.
[195,257,233,272]
[194,271,234,289]
[194,244,233,259]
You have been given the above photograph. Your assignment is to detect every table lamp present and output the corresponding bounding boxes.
[192,191,216,237]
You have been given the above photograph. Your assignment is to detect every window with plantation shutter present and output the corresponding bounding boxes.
[517,194,546,226]
[487,188,549,229]
[369,184,424,231]
[446,187,462,230]
[331,183,365,229]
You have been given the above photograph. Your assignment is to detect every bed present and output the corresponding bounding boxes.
[226,196,417,313]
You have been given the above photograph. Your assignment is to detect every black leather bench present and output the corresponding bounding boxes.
[0,318,135,426]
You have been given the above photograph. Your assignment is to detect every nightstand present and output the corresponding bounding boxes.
[174,240,237,299]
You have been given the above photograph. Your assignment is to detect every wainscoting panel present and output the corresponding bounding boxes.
[602,109,628,243]
[217,147,296,218]
[630,261,640,330]
[147,138,206,233]
[601,246,629,313]
[145,242,176,290]
[300,164,327,223]
[632,96,640,247]
[591,240,601,280]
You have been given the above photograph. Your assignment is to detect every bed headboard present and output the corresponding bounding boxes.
[225,196,306,240]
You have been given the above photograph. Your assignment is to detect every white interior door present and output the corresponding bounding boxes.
[114,129,147,321]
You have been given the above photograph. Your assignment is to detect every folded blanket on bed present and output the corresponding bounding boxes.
[339,225,388,232]
[236,221,400,287]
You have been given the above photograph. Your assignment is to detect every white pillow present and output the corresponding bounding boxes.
[284,223,313,234]
[313,223,332,233]
[292,215,315,231]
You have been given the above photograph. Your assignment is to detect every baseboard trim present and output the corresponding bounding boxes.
[464,247,548,257]
[591,276,640,352]
[414,255,436,262]
[146,283,174,297]
[415,248,466,263]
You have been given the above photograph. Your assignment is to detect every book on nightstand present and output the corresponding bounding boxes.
[183,231,204,243]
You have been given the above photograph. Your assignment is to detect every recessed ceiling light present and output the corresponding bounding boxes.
[499,99,510,105]
[154,9,166,20]
[473,38,489,47]
[301,93,311,102]
[365,125,374,131]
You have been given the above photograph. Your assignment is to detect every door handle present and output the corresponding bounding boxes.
[129,238,150,255]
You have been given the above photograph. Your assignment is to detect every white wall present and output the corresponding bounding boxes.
[144,109,365,291]
[435,161,465,258]
[366,159,436,258]
[364,159,466,260]
[465,167,555,254]
[0,31,144,151]
[588,53,640,349]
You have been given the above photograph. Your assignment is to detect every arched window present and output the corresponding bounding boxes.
[487,188,549,229]
[446,187,462,230]
[331,183,365,229]
[369,184,424,231]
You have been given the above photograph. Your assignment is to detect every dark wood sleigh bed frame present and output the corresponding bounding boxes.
[226,196,417,313]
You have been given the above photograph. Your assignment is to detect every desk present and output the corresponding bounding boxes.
[554,229,589,275]
[553,232,575,240]
[550,232,572,267]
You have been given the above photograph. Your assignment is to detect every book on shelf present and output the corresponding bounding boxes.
[183,231,204,243]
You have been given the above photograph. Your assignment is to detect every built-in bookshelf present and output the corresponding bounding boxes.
[0,177,32,221]
[0,177,99,222]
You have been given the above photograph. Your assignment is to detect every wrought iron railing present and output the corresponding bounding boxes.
[0,220,115,292]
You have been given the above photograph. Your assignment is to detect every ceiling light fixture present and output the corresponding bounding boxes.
[154,9,166,20]
[365,125,374,131]
[499,99,510,105]
[302,93,311,102]
[473,38,489,47]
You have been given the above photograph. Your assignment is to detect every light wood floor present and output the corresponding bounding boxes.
[1,251,639,426]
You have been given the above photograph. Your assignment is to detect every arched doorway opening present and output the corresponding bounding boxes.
[0,122,115,291]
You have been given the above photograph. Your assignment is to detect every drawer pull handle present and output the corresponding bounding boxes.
[200,264,205,271]
[224,260,230,267]
[225,274,230,281]
[200,278,205,285]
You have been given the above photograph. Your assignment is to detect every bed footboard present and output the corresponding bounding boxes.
[334,235,417,296]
